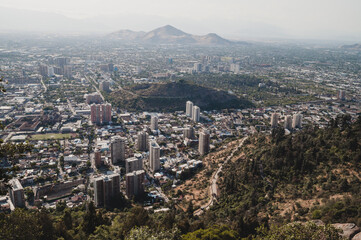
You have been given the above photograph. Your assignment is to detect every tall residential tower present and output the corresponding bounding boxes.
[149,141,160,172]
[198,130,210,155]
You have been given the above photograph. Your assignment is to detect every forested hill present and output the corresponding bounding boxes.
[204,114,361,238]
[107,81,254,112]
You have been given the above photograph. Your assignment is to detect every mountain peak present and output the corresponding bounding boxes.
[162,24,178,30]
[108,25,242,45]
[148,25,189,37]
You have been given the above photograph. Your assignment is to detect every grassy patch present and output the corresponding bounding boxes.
[30,133,76,140]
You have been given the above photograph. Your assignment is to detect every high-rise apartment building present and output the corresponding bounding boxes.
[183,126,195,139]
[47,66,55,77]
[110,136,126,164]
[54,57,70,67]
[125,157,143,173]
[91,104,102,124]
[192,106,200,122]
[39,65,48,77]
[94,177,104,207]
[270,113,279,128]
[94,149,102,167]
[149,141,160,172]
[94,174,120,207]
[136,131,148,151]
[150,116,158,131]
[108,63,114,72]
[99,81,110,92]
[338,90,346,100]
[284,115,293,130]
[90,103,111,125]
[63,65,72,78]
[230,63,240,74]
[193,63,202,73]
[126,170,145,198]
[8,179,25,208]
[186,101,193,117]
[101,103,112,124]
[53,66,62,75]
[198,130,210,155]
[292,114,302,129]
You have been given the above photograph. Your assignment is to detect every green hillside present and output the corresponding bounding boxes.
[202,115,361,237]
[107,81,254,112]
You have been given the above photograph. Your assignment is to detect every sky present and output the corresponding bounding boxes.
[0,0,361,41]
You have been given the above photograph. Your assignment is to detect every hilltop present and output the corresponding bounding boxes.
[108,25,244,45]
[107,81,254,112]
[341,43,361,50]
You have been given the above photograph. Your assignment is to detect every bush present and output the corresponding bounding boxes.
[312,210,322,219]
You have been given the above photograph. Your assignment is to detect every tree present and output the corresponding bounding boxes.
[0,209,43,240]
[255,222,343,240]
[271,127,285,144]
[89,225,111,240]
[56,200,66,212]
[125,226,181,240]
[63,209,73,230]
[82,202,97,234]
[123,206,150,233]
[187,201,194,218]
[161,210,176,230]
[0,142,33,188]
[182,225,239,240]
[37,209,55,240]
[24,187,34,203]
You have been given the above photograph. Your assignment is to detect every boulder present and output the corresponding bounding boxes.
[352,232,361,240]
[332,223,360,240]
[311,219,325,226]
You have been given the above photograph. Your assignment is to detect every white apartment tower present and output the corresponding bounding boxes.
[193,63,202,72]
[186,101,193,117]
[149,141,160,172]
[292,114,302,129]
[150,116,158,131]
[192,106,200,122]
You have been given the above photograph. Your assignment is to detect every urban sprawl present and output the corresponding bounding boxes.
[1,40,360,212]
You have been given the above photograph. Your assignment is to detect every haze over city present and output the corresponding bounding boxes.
[1,0,361,239]
[1,0,361,41]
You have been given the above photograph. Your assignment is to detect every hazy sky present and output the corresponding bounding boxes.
[1,0,361,40]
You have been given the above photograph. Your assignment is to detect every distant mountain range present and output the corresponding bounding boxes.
[108,25,245,45]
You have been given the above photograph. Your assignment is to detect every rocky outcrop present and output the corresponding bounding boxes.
[352,232,361,240]
[331,223,360,240]
[294,221,361,239]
